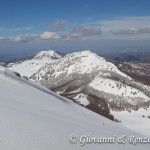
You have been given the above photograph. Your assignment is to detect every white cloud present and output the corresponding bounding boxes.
[70,33,82,37]
[47,20,72,32]
[25,27,32,30]
[0,32,62,43]
[85,17,93,21]
[0,27,21,32]
[15,34,39,42]
[111,27,150,35]
[1,16,150,43]
[0,34,39,42]
[0,26,33,32]
[40,32,61,40]
[60,25,102,40]
[97,16,150,32]
[72,25,101,36]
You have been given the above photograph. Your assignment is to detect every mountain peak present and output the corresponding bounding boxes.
[64,50,106,64]
[7,50,62,77]
[34,50,62,60]
[67,50,93,57]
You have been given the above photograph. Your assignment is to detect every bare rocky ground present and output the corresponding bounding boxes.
[115,62,150,86]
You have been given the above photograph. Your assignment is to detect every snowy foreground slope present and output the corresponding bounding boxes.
[0,66,149,150]
[7,50,62,77]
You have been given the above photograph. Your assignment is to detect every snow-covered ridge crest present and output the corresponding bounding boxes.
[65,50,106,62]
[31,50,150,104]
[7,50,62,77]
[34,50,62,60]
[33,50,130,78]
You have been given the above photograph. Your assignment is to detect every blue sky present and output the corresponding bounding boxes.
[0,0,150,55]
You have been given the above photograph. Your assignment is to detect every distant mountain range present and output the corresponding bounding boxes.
[104,52,150,63]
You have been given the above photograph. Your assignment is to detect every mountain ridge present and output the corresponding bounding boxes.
[6,50,62,77]
[30,50,150,136]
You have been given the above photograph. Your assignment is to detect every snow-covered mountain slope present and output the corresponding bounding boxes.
[31,50,150,108]
[111,108,150,137]
[73,93,90,106]
[7,50,62,77]
[1,66,149,150]
[33,50,62,59]
[30,50,150,136]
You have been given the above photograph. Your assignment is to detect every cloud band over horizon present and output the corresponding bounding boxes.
[1,16,150,43]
